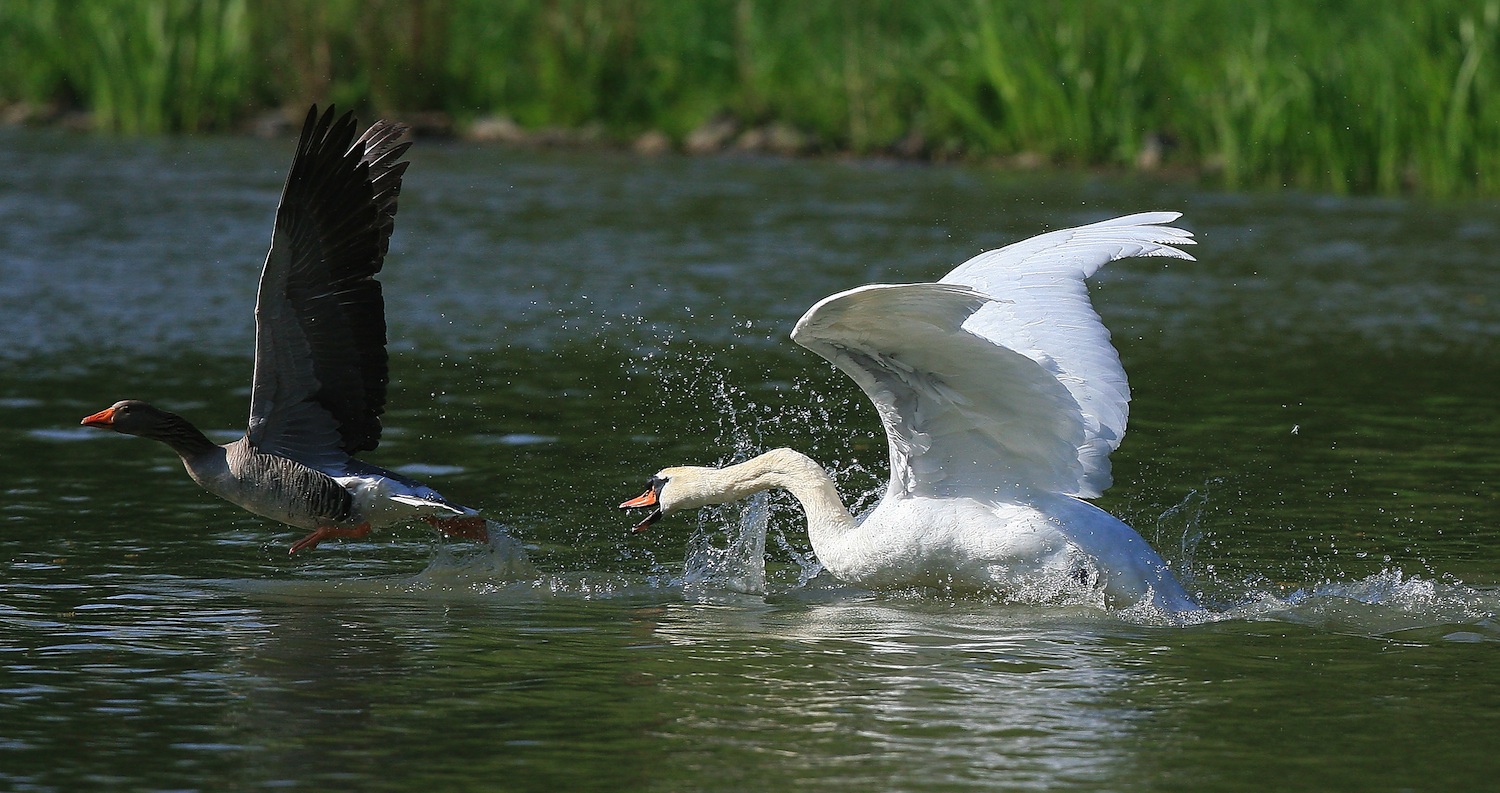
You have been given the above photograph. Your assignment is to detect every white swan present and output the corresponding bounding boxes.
[622,213,1199,611]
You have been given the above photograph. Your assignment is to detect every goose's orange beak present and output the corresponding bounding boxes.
[80,407,116,428]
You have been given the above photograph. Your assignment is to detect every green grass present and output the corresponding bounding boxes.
[4,0,1500,196]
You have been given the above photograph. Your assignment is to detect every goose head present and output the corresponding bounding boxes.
[618,466,732,533]
[81,400,176,439]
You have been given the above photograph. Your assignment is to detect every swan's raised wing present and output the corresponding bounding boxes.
[793,283,1091,500]
[247,106,411,468]
[939,212,1195,497]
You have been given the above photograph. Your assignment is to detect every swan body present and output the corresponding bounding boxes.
[624,213,1199,611]
[81,107,484,553]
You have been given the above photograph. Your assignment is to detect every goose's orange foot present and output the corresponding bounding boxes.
[423,515,489,542]
[289,522,372,555]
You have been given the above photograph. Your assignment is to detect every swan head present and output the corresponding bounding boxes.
[618,466,734,533]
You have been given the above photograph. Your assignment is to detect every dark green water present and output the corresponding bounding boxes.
[2,128,1498,791]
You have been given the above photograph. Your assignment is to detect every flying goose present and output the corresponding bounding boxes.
[82,105,486,554]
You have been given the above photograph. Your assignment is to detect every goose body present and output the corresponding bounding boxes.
[624,213,1199,611]
[183,436,464,534]
[82,106,484,553]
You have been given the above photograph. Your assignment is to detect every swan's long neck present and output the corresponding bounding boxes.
[708,448,856,545]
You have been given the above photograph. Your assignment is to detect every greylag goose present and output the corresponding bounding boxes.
[82,105,486,554]
[622,214,1199,611]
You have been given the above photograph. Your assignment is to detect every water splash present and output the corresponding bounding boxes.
[1226,568,1500,637]
[410,520,537,591]
[1149,478,1221,594]
[645,347,838,597]
[770,530,823,589]
[681,492,770,597]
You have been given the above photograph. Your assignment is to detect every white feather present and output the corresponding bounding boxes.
[939,211,1194,497]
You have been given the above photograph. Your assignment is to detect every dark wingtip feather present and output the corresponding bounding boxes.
[257,107,414,457]
[299,104,319,137]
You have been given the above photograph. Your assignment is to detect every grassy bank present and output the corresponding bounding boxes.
[4,0,1500,196]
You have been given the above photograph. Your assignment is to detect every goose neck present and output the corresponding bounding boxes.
[150,412,220,459]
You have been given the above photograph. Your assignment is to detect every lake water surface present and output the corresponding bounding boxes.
[2,128,1498,791]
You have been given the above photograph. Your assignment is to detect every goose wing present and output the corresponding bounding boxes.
[938,212,1195,497]
[792,283,1090,500]
[246,105,411,469]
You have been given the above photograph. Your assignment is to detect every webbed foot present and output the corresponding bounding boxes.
[289,522,372,555]
[422,515,489,542]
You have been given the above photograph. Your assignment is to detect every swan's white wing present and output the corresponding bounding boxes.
[792,283,1089,500]
[939,212,1195,497]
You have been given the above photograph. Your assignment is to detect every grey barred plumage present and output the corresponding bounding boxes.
[224,440,355,528]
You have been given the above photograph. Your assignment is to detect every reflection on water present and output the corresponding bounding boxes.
[1,126,1499,790]
[647,602,1142,789]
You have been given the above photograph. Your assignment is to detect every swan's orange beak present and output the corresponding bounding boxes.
[619,489,658,509]
[80,407,116,428]
[619,487,664,533]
